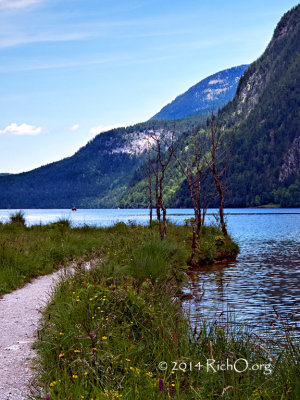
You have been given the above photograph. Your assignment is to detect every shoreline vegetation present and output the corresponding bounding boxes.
[0,213,299,398]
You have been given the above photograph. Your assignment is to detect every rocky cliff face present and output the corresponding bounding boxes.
[226,5,300,122]
[151,65,248,120]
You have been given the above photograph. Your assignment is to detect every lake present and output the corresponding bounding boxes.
[1,208,299,338]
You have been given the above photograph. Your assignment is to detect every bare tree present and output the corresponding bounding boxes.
[149,130,175,240]
[205,113,233,236]
[147,140,153,227]
[173,129,214,259]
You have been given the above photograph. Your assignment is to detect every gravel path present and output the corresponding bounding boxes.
[0,262,93,400]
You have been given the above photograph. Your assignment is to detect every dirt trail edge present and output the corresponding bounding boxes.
[0,262,94,400]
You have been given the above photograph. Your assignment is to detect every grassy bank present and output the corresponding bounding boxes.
[1,215,299,398]
[24,223,298,400]
[0,214,237,296]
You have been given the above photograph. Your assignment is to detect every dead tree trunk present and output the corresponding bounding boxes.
[150,130,174,240]
[173,130,213,260]
[207,113,233,236]
[147,141,153,227]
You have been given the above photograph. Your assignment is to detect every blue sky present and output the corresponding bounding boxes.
[0,0,298,173]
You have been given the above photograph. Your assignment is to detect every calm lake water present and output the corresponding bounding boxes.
[1,208,299,337]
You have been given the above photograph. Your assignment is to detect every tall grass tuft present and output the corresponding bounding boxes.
[9,210,26,226]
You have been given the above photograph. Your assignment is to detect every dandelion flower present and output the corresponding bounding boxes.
[102,336,108,340]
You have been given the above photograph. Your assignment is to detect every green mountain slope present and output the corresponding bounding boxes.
[224,4,300,207]
[0,117,205,208]
[121,5,300,208]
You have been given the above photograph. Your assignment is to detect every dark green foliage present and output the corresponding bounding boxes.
[9,210,26,226]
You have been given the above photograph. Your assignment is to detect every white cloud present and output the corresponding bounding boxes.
[0,0,41,9]
[70,124,79,131]
[0,122,42,136]
[89,124,123,135]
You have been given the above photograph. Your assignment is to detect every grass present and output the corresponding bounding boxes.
[1,217,298,398]
[0,219,105,295]
[33,240,299,400]
[0,218,237,296]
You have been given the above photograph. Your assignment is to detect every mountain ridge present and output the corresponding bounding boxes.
[120,4,300,208]
[0,5,299,208]
[151,65,249,120]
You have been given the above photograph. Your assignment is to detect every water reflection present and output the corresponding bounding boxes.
[183,227,300,339]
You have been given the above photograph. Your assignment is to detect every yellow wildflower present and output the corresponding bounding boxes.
[102,336,108,340]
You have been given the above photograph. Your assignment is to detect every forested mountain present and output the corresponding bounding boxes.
[151,65,248,120]
[0,5,299,209]
[223,4,300,207]
[0,117,205,208]
[120,5,300,208]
